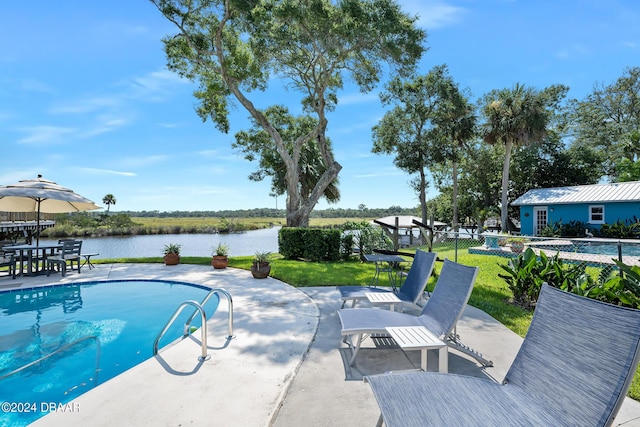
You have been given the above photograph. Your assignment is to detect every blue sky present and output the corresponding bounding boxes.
[1,1,638,213]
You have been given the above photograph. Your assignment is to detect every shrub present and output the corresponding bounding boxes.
[340,233,354,261]
[539,220,562,237]
[278,228,305,259]
[499,248,590,308]
[278,227,342,262]
[499,248,640,309]
[560,220,588,237]
[572,261,640,309]
[598,217,640,239]
[340,221,392,260]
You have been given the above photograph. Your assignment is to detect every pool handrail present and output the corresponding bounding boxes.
[0,335,101,383]
[184,287,234,339]
[153,300,210,361]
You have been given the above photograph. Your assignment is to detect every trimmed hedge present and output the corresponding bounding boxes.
[278,227,344,261]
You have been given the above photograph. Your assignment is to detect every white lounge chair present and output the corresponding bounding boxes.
[365,284,640,427]
[338,259,490,367]
[337,250,436,310]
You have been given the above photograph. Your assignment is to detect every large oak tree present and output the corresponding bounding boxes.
[152,0,425,226]
[570,66,640,181]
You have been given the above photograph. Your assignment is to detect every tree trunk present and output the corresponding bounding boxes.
[228,81,341,229]
[285,201,310,227]
[419,167,428,224]
[500,139,514,232]
[452,161,459,231]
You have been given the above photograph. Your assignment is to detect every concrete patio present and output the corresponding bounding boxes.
[1,263,638,426]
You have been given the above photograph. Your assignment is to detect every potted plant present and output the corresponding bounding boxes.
[507,237,527,254]
[251,251,271,279]
[212,242,229,269]
[163,243,181,265]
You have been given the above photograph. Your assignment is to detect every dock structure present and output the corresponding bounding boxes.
[0,220,56,244]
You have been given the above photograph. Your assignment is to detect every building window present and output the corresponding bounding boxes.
[589,205,605,224]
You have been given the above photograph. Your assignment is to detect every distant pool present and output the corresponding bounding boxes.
[574,242,640,257]
[0,280,219,426]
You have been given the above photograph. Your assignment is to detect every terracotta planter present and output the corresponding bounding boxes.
[251,262,271,279]
[211,255,229,269]
[163,253,180,265]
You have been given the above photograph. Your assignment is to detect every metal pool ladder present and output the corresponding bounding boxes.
[153,288,233,361]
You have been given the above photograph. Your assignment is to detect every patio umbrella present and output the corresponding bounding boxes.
[0,175,101,244]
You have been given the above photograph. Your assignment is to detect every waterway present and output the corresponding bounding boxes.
[39,227,280,259]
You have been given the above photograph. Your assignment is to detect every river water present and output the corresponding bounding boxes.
[40,227,280,259]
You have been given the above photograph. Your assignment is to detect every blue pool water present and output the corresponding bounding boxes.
[575,242,640,257]
[0,280,219,426]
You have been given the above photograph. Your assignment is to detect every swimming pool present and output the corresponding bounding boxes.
[0,280,219,426]
[526,240,640,258]
[574,242,640,257]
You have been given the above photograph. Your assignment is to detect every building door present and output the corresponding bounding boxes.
[533,207,548,235]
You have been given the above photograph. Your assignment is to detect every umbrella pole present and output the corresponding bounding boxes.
[36,200,41,246]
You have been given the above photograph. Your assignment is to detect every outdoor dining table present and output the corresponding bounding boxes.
[362,253,408,291]
[3,242,63,276]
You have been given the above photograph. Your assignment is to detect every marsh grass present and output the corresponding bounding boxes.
[131,216,372,230]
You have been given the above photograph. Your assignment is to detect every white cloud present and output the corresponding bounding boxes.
[0,170,41,183]
[120,154,170,168]
[355,171,404,179]
[157,122,179,128]
[554,43,590,60]
[50,68,187,119]
[17,125,75,145]
[125,69,189,101]
[75,167,137,177]
[20,79,55,94]
[338,92,379,106]
[0,112,14,122]
[401,0,467,30]
[196,149,219,157]
[50,95,121,115]
[125,25,150,36]
[80,115,130,138]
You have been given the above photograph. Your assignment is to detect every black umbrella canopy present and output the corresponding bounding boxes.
[0,175,101,243]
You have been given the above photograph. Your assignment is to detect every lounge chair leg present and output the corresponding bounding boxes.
[348,334,363,366]
[446,337,493,367]
[376,413,384,427]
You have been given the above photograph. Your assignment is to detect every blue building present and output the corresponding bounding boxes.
[512,181,640,236]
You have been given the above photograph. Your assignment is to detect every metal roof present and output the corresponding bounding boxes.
[512,181,640,206]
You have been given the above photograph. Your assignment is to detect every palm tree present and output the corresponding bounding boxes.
[481,84,549,232]
[436,82,476,231]
[103,194,116,214]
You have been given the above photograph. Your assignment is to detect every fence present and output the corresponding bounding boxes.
[426,230,640,279]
